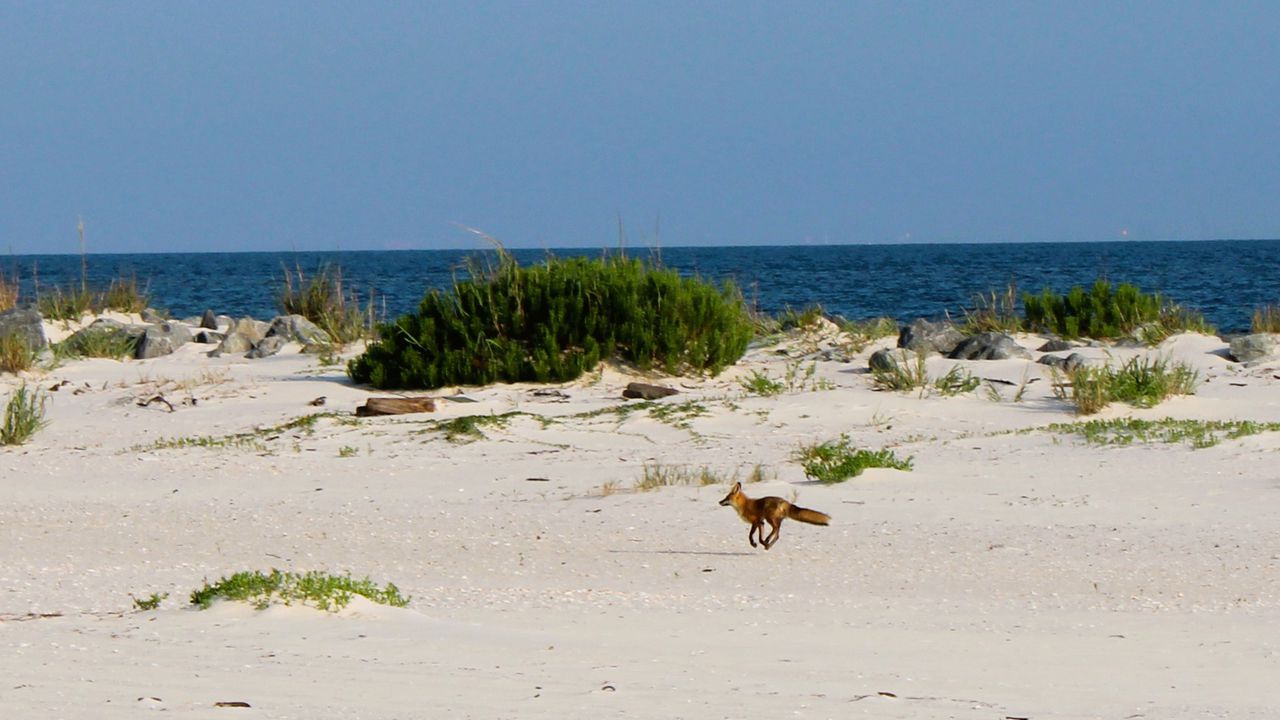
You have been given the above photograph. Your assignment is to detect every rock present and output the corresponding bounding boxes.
[1038,352,1087,373]
[135,322,193,359]
[208,331,256,357]
[356,397,437,416]
[246,335,288,359]
[266,314,333,347]
[194,330,225,344]
[1037,338,1075,352]
[622,382,679,400]
[1229,334,1277,363]
[948,332,1032,360]
[0,307,47,351]
[200,309,218,330]
[140,307,165,324]
[869,348,922,373]
[898,318,964,355]
[232,317,268,344]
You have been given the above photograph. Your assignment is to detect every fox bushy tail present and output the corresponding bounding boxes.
[787,506,831,526]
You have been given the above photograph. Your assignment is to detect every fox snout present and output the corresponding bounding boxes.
[718,495,731,506]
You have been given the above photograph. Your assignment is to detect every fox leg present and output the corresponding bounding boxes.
[748,521,762,547]
[762,519,782,549]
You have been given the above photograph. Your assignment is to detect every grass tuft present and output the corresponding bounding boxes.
[1042,417,1280,449]
[278,263,374,345]
[1056,356,1198,415]
[794,434,913,484]
[1253,305,1280,333]
[2,384,48,445]
[190,569,409,611]
[0,331,37,373]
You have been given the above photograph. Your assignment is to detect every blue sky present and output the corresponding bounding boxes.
[3,2,1278,254]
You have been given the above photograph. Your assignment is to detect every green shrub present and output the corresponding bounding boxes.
[794,434,913,484]
[278,263,372,345]
[2,384,48,445]
[1057,356,1198,415]
[1022,280,1209,341]
[190,569,409,611]
[348,252,754,389]
[1253,305,1280,333]
[0,332,36,373]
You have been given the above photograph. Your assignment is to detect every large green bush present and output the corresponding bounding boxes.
[348,252,754,389]
[1023,280,1210,340]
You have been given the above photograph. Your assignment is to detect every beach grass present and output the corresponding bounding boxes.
[1253,305,1280,333]
[53,327,139,360]
[2,384,48,445]
[1042,417,1280,449]
[0,332,36,373]
[190,569,409,611]
[1056,356,1198,415]
[278,263,374,345]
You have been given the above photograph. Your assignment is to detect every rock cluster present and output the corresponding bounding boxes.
[52,309,336,360]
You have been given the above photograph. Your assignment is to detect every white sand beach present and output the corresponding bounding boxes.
[2,317,1278,719]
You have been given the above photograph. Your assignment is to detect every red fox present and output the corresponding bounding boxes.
[718,482,830,550]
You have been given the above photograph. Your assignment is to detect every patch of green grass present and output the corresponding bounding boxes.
[131,592,168,611]
[53,327,138,360]
[100,274,150,313]
[338,445,358,457]
[633,462,770,492]
[647,400,708,429]
[135,413,337,453]
[933,365,979,396]
[1042,417,1280,449]
[794,434,913,484]
[425,413,517,443]
[870,351,930,394]
[0,331,36,373]
[1057,356,1198,415]
[740,369,785,396]
[190,569,409,611]
[834,316,899,352]
[2,384,48,445]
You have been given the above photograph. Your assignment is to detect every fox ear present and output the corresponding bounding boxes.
[731,482,742,492]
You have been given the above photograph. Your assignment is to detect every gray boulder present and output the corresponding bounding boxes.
[0,308,47,351]
[208,331,256,357]
[1037,338,1075,352]
[869,348,922,374]
[247,335,288,359]
[194,330,225,344]
[232,317,268,344]
[140,307,165,324]
[1038,352,1087,374]
[135,321,193,359]
[200,309,218,330]
[948,332,1032,360]
[898,319,964,355]
[266,314,333,347]
[1229,334,1277,364]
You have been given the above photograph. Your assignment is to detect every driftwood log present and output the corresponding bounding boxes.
[622,382,679,400]
[356,397,437,417]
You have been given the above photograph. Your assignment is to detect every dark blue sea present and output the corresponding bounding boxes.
[6,240,1278,334]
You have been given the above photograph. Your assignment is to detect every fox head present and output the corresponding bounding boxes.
[718,482,742,506]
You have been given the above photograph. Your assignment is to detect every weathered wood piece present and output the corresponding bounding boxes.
[356,397,437,417]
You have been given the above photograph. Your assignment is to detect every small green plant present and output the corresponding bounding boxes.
[647,400,708,429]
[1253,305,1280,333]
[2,384,48,445]
[0,331,36,373]
[776,304,828,331]
[794,434,913,484]
[870,350,930,394]
[131,592,168,611]
[278,263,374,345]
[933,365,979,396]
[190,569,409,611]
[740,369,785,396]
[338,445,358,457]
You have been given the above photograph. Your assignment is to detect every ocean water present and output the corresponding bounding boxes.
[6,240,1278,334]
